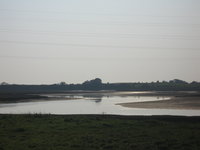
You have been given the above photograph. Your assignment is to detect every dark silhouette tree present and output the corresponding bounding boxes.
[82,78,102,90]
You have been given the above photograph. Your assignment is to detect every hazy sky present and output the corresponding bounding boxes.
[0,0,200,84]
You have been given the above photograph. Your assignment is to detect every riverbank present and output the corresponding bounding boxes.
[118,96,200,110]
[0,114,200,150]
[0,93,48,103]
[0,93,81,103]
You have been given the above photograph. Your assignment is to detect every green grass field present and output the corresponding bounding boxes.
[0,115,200,150]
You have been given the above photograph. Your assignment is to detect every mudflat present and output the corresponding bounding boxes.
[118,96,200,110]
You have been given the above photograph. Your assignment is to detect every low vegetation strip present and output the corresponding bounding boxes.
[0,115,200,150]
[1,78,200,93]
[0,93,48,103]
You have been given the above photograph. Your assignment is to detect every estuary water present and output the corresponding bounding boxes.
[0,92,200,116]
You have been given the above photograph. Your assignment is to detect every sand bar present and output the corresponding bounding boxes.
[118,96,200,110]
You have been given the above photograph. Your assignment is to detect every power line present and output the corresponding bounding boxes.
[0,40,199,51]
[1,8,199,18]
[0,55,199,61]
[0,28,199,40]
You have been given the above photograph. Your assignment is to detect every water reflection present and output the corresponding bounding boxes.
[94,98,102,103]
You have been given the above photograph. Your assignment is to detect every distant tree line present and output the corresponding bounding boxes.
[0,78,200,93]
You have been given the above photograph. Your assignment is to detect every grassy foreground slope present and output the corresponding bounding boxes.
[0,115,200,150]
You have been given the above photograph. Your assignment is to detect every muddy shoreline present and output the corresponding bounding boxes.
[118,96,200,110]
